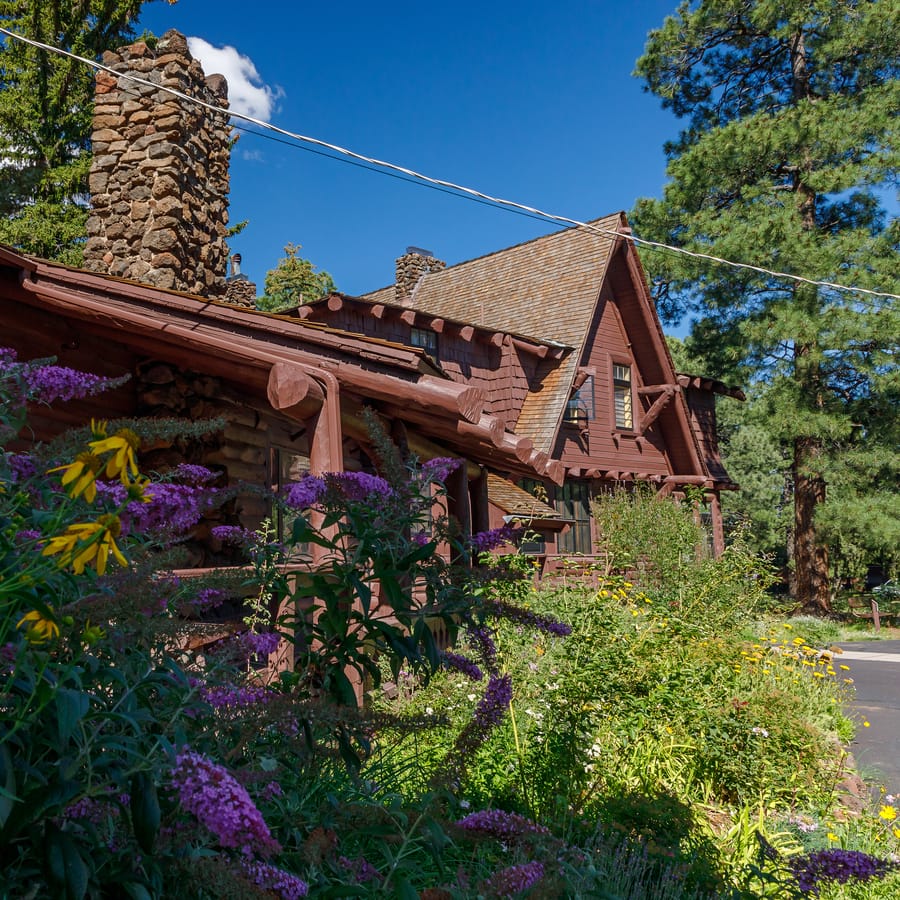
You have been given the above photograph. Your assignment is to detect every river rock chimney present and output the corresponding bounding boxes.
[395,246,446,305]
[83,30,231,298]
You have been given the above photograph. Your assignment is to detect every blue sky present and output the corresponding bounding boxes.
[137,1,683,303]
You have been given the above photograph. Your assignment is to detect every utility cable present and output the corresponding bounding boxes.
[2,25,899,306]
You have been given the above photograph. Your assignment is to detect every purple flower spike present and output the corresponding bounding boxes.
[241,860,308,899]
[789,849,898,894]
[327,471,393,501]
[486,599,572,636]
[470,524,522,554]
[170,749,281,857]
[419,457,463,484]
[443,651,484,681]
[282,475,327,510]
[241,631,281,657]
[211,525,253,545]
[456,808,549,839]
[481,861,545,896]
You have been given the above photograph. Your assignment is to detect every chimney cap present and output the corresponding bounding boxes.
[405,246,434,257]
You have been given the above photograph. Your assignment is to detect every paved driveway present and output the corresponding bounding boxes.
[836,640,900,795]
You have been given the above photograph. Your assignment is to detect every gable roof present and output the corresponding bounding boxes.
[363,215,623,453]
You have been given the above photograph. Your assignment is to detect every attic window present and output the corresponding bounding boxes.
[613,364,633,430]
[564,376,595,424]
[410,327,438,360]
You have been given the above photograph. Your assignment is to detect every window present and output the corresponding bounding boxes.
[410,327,438,360]
[613,363,633,430]
[564,375,595,424]
[272,448,312,558]
[555,480,592,555]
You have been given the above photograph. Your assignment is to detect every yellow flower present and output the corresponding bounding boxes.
[863,720,871,727]
[879,805,897,821]
[893,827,900,839]
[17,609,60,643]
[42,515,127,575]
[840,664,850,671]
[49,452,104,503]
[88,428,140,483]
[827,832,839,842]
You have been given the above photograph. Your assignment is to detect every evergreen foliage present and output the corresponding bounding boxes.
[0,1,164,263]
[634,0,900,610]
[257,243,336,312]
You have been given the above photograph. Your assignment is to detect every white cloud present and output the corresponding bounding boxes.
[187,37,283,123]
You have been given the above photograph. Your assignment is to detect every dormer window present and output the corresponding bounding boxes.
[410,327,438,360]
[613,364,633,429]
[564,375,595,424]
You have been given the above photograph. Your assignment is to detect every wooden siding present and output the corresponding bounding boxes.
[552,284,671,476]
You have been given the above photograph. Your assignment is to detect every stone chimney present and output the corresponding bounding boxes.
[83,30,231,298]
[224,253,258,308]
[395,246,445,305]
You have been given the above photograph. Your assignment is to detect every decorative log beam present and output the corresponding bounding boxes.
[459,325,475,342]
[326,294,343,312]
[371,304,386,319]
[400,309,416,325]
[510,336,549,358]
[637,383,680,395]
[266,362,325,419]
[638,384,677,435]
[429,317,445,333]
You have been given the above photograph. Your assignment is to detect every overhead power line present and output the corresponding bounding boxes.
[2,25,899,307]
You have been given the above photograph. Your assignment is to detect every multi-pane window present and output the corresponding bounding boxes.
[564,375,595,424]
[555,480,592,555]
[613,364,633,430]
[410,327,438,360]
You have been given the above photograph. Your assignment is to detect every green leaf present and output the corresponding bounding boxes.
[130,771,161,854]
[45,824,89,900]
[55,689,90,746]
[0,744,16,830]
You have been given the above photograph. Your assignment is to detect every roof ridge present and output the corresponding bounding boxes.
[363,213,624,298]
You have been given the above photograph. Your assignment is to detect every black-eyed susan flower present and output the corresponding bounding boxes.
[89,428,140,483]
[42,514,127,575]
[49,451,104,502]
[17,608,60,643]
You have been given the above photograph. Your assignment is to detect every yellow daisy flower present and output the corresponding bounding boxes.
[49,452,104,503]
[17,609,60,643]
[88,428,140,484]
[42,515,127,575]
[879,805,897,821]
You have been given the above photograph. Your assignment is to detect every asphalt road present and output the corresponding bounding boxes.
[836,640,900,795]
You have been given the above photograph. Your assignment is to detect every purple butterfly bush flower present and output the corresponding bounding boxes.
[453,674,513,758]
[486,599,572,637]
[455,808,549,839]
[211,525,254,545]
[14,529,42,545]
[282,474,327,510]
[170,463,220,485]
[170,748,281,857]
[128,482,219,535]
[7,453,35,481]
[326,471,394,502]
[339,855,382,884]
[240,631,281,658]
[470,524,522,554]
[191,587,229,612]
[419,456,462,484]
[480,861,545,896]
[465,624,499,673]
[443,651,484,682]
[191,677,274,710]
[241,860,308,899]
[789,849,898,894]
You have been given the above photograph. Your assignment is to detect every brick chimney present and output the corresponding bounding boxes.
[83,30,231,298]
[395,246,445,305]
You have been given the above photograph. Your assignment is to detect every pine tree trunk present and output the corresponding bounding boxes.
[788,28,831,613]
[792,436,831,613]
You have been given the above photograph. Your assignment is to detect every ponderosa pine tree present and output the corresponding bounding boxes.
[0,1,163,263]
[258,243,336,312]
[633,0,899,612]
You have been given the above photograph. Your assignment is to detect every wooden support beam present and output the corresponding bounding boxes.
[637,383,679,395]
[429,317,445,333]
[266,362,325,419]
[400,309,416,325]
[326,294,343,311]
[371,304,386,319]
[459,325,475,342]
[638,385,676,435]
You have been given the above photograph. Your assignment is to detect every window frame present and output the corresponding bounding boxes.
[612,362,634,431]
[563,374,595,425]
[410,327,439,361]
[555,480,593,555]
